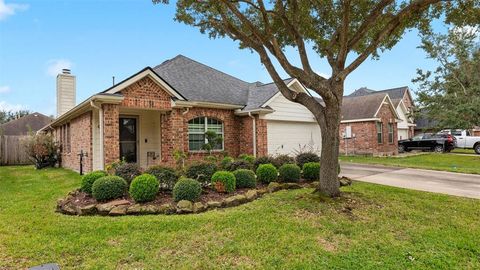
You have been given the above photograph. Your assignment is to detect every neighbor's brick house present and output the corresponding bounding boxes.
[42,55,404,173]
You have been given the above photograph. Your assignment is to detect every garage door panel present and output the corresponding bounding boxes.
[267,121,322,156]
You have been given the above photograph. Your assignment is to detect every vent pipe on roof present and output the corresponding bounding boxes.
[56,69,76,117]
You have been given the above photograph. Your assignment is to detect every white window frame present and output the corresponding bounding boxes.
[188,117,224,152]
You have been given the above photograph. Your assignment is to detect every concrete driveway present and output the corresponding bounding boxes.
[340,162,480,199]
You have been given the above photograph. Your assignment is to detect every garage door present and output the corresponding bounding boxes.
[267,120,322,156]
[398,128,409,140]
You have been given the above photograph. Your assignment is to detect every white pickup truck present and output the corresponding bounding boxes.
[440,129,480,154]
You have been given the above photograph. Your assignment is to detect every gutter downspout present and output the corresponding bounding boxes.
[90,100,104,170]
[248,112,257,157]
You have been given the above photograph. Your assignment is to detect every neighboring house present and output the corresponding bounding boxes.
[0,112,53,135]
[41,55,399,173]
[349,86,415,140]
[338,93,400,156]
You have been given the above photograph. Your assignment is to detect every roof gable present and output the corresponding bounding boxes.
[0,112,53,135]
[348,86,410,107]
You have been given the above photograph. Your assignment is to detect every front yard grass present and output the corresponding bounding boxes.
[339,153,480,174]
[0,166,479,269]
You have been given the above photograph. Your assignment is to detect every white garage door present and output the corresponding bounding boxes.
[267,120,322,156]
[398,128,409,140]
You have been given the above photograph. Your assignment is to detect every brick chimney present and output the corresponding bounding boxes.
[56,69,76,117]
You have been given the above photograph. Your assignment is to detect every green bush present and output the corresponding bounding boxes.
[302,162,320,181]
[92,176,128,202]
[211,171,236,193]
[296,152,320,168]
[172,178,202,202]
[233,169,256,188]
[272,155,295,168]
[221,156,234,170]
[253,156,275,171]
[80,170,108,194]
[256,164,278,184]
[186,162,217,186]
[239,154,255,164]
[129,174,159,203]
[278,163,301,182]
[145,165,178,190]
[229,159,252,171]
[115,163,142,184]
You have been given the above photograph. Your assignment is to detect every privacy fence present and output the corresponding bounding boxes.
[0,135,31,165]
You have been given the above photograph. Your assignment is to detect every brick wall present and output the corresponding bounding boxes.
[339,104,398,156]
[103,104,119,165]
[55,111,92,172]
[120,76,172,110]
[238,115,268,157]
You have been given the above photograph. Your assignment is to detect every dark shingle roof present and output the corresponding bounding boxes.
[341,92,388,120]
[153,55,251,105]
[243,79,295,111]
[349,86,408,107]
[0,112,53,135]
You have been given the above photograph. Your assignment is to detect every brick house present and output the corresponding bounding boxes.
[41,55,402,173]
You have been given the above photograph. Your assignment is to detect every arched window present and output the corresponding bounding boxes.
[188,117,224,151]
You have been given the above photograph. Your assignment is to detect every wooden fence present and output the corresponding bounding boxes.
[0,135,32,165]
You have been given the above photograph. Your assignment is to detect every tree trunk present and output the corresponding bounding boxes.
[314,93,342,197]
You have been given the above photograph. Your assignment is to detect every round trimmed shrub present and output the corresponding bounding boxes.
[302,162,320,181]
[186,162,217,186]
[272,155,295,168]
[253,156,275,171]
[115,163,141,184]
[296,152,320,168]
[239,154,255,164]
[211,171,236,193]
[81,170,107,194]
[92,176,128,202]
[256,163,278,184]
[145,165,178,190]
[278,163,301,182]
[221,156,234,170]
[228,159,252,171]
[173,178,202,202]
[129,174,159,203]
[233,169,256,188]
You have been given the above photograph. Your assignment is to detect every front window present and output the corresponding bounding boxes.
[388,123,394,143]
[376,122,383,144]
[188,117,224,151]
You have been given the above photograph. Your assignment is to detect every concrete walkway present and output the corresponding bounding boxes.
[340,162,480,199]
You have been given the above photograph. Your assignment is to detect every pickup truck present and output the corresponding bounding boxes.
[398,133,455,153]
[439,129,480,154]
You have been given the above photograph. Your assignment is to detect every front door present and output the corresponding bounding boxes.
[119,117,137,163]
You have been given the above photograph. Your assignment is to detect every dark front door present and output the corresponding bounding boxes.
[119,117,137,163]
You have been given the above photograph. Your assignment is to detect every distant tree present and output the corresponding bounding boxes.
[0,109,31,124]
[413,27,480,130]
[155,0,478,197]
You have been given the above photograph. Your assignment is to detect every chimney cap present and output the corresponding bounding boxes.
[61,69,71,74]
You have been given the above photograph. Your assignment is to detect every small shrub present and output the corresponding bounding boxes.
[129,174,159,203]
[145,165,178,190]
[115,163,141,184]
[186,162,217,186]
[23,133,59,169]
[253,156,275,171]
[221,156,234,170]
[278,163,301,182]
[92,176,128,202]
[302,162,320,181]
[256,164,278,184]
[296,152,320,168]
[239,154,255,164]
[233,169,256,188]
[229,159,252,171]
[173,178,202,202]
[105,159,126,175]
[211,171,236,193]
[81,170,108,194]
[272,154,295,168]
[204,155,218,163]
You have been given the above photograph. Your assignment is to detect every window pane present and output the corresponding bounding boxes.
[377,122,383,143]
[188,117,205,133]
[189,133,205,151]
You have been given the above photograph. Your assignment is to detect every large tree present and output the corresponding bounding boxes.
[414,27,480,130]
[0,109,31,124]
[154,0,478,197]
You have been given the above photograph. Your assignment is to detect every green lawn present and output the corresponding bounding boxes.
[451,148,476,154]
[339,153,480,174]
[1,166,479,269]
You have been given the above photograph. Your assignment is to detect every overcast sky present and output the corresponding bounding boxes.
[0,0,441,116]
